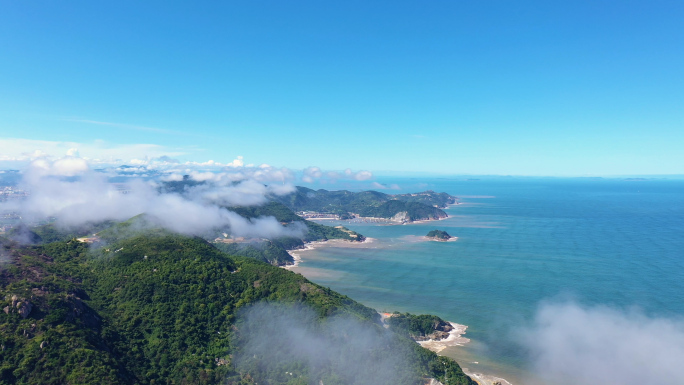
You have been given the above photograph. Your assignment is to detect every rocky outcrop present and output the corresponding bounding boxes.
[413,320,454,342]
[17,301,33,318]
[391,211,409,223]
[5,295,33,319]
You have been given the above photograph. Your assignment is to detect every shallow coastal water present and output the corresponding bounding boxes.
[289,178,684,384]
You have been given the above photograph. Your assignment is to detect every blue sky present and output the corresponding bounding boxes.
[1,1,683,176]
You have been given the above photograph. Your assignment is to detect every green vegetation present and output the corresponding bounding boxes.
[272,187,455,222]
[222,202,365,265]
[96,215,171,244]
[158,176,202,194]
[394,191,457,208]
[7,202,364,267]
[426,230,453,241]
[386,312,453,341]
[7,221,114,245]
[233,304,473,385]
[227,201,364,242]
[213,240,293,266]
[0,233,475,385]
[358,201,446,222]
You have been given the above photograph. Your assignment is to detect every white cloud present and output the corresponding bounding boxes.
[66,148,80,157]
[304,166,323,179]
[0,138,186,165]
[519,301,684,385]
[301,166,374,183]
[226,155,244,168]
[183,159,225,167]
[160,173,184,182]
[24,157,90,179]
[235,303,416,384]
[354,170,373,181]
[370,182,401,190]
[3,156,303,239]
[267,183,296,196]
[51,157,90,176]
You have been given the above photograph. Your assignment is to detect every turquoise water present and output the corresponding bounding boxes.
[290,178,684,382]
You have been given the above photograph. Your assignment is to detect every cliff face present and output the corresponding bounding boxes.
[391,211,409,222]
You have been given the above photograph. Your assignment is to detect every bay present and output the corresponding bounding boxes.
[289,178,684,383]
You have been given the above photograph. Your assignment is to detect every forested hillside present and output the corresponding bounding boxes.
[0,234,476,385]
[218,201,365,265]
[271,187,456,222]
[5,202,365,267]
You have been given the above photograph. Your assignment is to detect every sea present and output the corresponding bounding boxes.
[288,177,684,384]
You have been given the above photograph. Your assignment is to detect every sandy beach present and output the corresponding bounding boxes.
[417,322,470,353]
[410,215,452,224]
[414,321,513,385]
[463,371,513,385]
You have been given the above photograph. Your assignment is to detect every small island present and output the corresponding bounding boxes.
[426,229,453,241]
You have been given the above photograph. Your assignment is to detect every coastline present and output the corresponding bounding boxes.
[284,237,376,270]
[426,235,458,242]
[285,207,514,385]
[410,215,451,224]
[463,371,513,385]
[414,321,513,385]
[399,235,459,243]
[316,213,453,226]
[380,312,513,385]
[416,321,470,353]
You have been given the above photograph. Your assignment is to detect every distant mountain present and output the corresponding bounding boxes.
[272,187,457,222]
[6,202,364,267]
[156,179,457,223]
[217,201,365,266]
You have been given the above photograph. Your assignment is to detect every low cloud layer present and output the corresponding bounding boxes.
[0,248,10,267]
[302,166,373,183]
[0,141,382,239]
[520,301,684,385]
[0,138,379,190]
[0,137,184,165]
[2,156,302,239]
[370,181,401,190]
[234,303,416,385]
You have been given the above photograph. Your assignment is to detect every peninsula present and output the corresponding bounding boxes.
[272,187,458,223]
